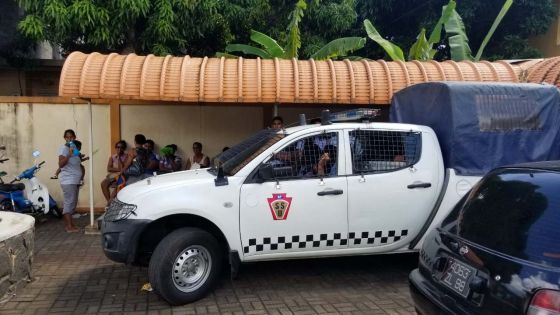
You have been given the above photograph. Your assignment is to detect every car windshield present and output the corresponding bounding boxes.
[210,129,285,176]
[444,168,560,268]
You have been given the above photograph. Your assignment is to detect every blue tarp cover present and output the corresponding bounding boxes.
[390,82,560,175]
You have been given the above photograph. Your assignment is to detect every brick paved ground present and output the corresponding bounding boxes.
[0,216,418,315]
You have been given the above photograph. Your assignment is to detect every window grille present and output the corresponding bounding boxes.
[475,94,541,132]
[350,130,420,174]
[265,132,339,179]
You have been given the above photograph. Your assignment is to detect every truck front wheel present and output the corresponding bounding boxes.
[148,227,222,305]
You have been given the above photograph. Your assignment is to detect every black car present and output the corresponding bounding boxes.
[409,161,560,315]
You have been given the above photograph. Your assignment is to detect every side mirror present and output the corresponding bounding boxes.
[256,164,274,183]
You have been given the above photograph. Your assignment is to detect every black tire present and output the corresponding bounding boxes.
[148,227,223,305]
[50,205,63,218]
[0,199,15,211]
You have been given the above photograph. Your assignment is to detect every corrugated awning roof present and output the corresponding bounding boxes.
[59,51,529,105]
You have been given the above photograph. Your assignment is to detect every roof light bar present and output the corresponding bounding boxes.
[330,108,381,123]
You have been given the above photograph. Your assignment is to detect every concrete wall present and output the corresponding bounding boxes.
[0,71,24,97]
[0,102,111,208]
[0,69,61,97]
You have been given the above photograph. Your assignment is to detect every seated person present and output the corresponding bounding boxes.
[270,116,284,129]
[317,145,337,176]
[296,142,323,177]
[144,139,160,175]
[186,142,209,170]
[159,144,182,173]
[100,140,127,202]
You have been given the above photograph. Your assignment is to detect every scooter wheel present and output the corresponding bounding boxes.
[0,199,15,211]
[50,206,63,218]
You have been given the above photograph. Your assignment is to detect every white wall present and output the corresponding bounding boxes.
[0,102,110,208]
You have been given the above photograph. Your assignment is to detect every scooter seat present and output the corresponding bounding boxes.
[0,183,25,192]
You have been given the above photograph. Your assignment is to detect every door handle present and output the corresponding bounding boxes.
[407,182,431,189]
[317,189,344,196]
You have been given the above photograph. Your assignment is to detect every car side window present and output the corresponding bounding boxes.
[264,132,338,180]
[350,130,421,174]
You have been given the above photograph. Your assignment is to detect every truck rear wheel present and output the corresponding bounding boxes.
[148,227,222,305]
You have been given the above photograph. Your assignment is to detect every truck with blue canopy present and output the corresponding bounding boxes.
[100,82,560,305]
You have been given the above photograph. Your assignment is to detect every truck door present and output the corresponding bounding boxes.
[345,128,442,252]
[240,131,348,258]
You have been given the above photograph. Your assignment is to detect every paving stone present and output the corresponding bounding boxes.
[0,217,418,314]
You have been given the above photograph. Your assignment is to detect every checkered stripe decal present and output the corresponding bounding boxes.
[243,229,408,255]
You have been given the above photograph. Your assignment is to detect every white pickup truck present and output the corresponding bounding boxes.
[101,82,560,305]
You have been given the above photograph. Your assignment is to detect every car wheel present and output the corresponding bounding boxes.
[148,227,222,305]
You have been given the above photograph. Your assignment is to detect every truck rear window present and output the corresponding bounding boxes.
[456,169,560,268]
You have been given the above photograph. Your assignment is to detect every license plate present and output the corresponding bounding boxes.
[440,258,476,298]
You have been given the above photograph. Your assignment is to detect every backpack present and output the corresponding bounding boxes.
[124,147,148,177]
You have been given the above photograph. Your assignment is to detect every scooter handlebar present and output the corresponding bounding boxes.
[0,158,8,163]
[38,161,45,167]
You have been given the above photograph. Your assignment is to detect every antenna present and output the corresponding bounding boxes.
[321,110,332,125]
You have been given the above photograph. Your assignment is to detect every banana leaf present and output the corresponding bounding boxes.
[408,29,431,61]
[225,44,272,59]
[445,10,473,61]
[310,37,366,60]
[215,52,239,58]
[474,0,513,61]
[284,0,306,58]
[428,0,456,45]
[250,30,285,58]
[364,19,404,61]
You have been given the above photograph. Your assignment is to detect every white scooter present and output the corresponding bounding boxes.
[0,148,62,217]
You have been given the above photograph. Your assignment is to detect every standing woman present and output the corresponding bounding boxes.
[58,129,81,232]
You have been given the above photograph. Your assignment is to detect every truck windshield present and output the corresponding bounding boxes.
[210,129,285,176]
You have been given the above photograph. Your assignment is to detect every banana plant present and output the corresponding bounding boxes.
[221,0,365,60]
[365,0,513,62]
[224,30,284,59]
[444,3,472,61]
[364,0,455,62]
[474,0,513,61]
[310,37,366,60]
[363,19,404,61]
[445,0,513,61]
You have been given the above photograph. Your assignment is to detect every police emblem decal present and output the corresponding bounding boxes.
[267,193,293,220]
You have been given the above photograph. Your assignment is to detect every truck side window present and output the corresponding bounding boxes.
[265,133,338,179]
[350,130,420,174]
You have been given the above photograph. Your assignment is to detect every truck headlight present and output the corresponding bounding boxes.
[104,198,137,222]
